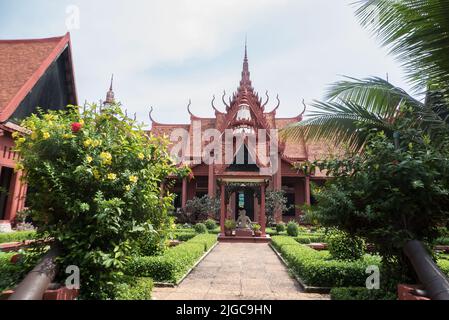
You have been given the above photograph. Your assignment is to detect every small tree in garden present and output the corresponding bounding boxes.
[308,111,449,286]
[265,190,291,224]
[181,195,220,224]
[14,104,185,299]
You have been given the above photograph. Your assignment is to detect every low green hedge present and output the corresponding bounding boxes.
[115,277,153,300]
[172,231,197,242]
[126,234,217,283]
[271,236,381,288]
[0,231,37,244]
[438,259,449,277]
[330,287,396,300]
[295,234,326,244]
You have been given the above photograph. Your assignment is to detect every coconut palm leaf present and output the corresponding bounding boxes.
[355,0,449,93]
[281,78,423,151]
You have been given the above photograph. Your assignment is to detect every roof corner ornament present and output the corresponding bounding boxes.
[187,99,194,117]
[211,95,222,113]
[149,106,157,123]
[262,90,270,109]
[274,94,281,112]
[222,90,230,110]
[300,99,307,117]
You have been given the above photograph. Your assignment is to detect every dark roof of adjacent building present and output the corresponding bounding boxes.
[0,33,77,123]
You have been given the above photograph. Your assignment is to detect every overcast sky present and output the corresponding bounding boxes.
[0,0,413,127]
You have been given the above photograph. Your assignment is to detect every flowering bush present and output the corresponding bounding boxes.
[14,104,186,299]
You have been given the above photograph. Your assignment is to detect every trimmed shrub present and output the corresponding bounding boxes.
[0,231,37,244]
[126,234,217,283]
[174,231,197,242]
[438,259,449,277]
[326,229,366,261]
[435,237,449,245]
[330,287,396,300]
[287,221,299,237]
[205,219,217,231]
[194,223,208,234]
[276,223,286,233]
[115,277,153,300]
[295,234,326,244]
[271,236,380,288]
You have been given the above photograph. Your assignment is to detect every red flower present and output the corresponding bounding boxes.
[71,122,82,133]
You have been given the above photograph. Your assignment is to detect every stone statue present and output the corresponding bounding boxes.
[236,209,252,229]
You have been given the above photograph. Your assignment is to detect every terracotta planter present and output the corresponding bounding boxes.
[254,231,262,237]
[224,229,233,237]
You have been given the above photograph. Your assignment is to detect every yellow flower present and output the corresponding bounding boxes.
[44,114,57,121]
[107,173,117,181]
[31,132,38,140]
[79,119,85,126]
[138,153,145,160]
[42,132,51,140]
[129,176,138,184]
[63,134,75,139]
[92,140,101,147]
[86,156,93,163]
[100,152,112,165]
[93,169,100,180]
[12,132,19,139]
[17,137,26,144]
[84,139,93,147]
[15,163,24,172]
[125,185,131,192]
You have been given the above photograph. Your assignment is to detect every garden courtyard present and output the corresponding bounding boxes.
[152,243,328,300]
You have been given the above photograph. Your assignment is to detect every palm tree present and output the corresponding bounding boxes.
[283,0,449,151]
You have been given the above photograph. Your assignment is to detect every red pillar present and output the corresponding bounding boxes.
[182,177,187,210]
[260,182,266,236]
[305,176,311,206]
[208,164,215,198]
[220,183,226,236]
[4,171,22,221]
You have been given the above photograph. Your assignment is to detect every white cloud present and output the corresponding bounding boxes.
[57,0,412,127]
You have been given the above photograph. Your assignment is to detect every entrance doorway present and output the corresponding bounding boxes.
[0,167,14,220]
[235,189,254,221]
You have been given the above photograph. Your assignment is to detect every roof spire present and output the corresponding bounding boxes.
[104,74,115,105]
[240,37,252,89]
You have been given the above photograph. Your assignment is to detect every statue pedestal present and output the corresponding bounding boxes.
[235,228,253,237]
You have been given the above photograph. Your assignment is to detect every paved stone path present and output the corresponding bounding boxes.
[152,243,329,300]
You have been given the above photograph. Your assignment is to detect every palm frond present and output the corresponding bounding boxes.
[354,0,449,93]
[282,100,395,151]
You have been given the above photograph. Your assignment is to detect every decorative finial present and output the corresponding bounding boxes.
[104,74,115,105]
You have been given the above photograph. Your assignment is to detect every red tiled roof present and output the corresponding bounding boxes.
[0,33,76,122]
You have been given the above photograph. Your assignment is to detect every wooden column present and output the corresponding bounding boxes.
[4,171,22,221]
[208,164,215,198]
[220,183,226,236]
[181,178,188,209]
[305,176,311,206]
[260,182,266,236]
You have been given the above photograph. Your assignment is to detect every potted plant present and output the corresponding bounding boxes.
[252,224,262,237]
[224,219,236,236]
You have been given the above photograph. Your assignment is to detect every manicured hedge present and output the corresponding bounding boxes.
[126,234,217,283]
[172,230,197,242]
[115,277,153,300]
[271,236,381,288]
[0,231,37,244]
[330,287,396,300]
[438,259,449,277]
[295,234,326,244]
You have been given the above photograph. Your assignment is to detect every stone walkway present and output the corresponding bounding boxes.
[152,243,329,300]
